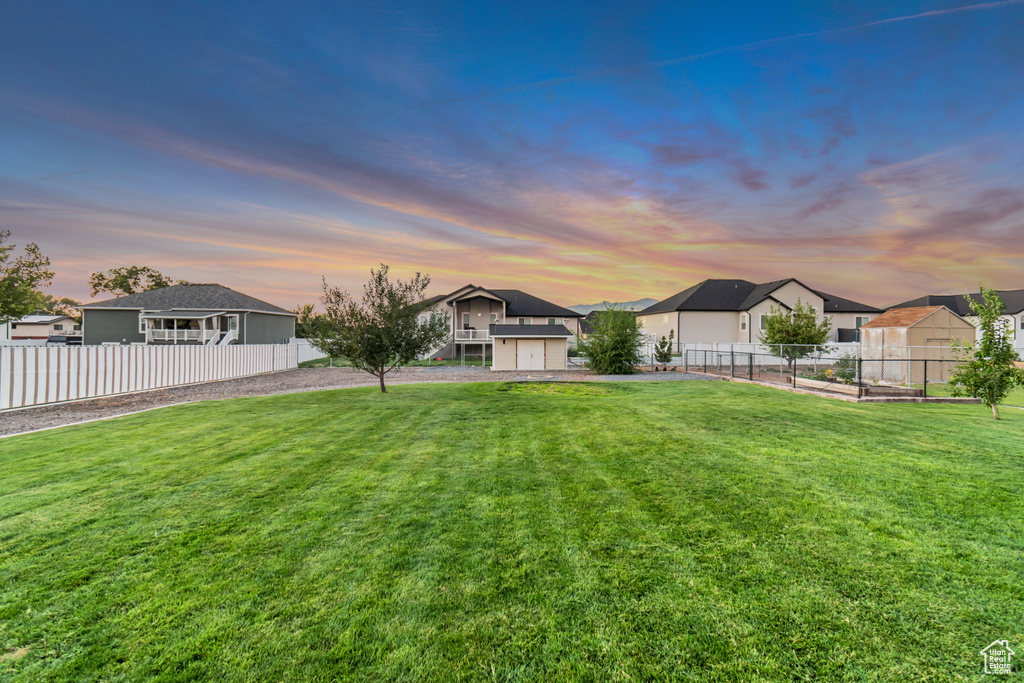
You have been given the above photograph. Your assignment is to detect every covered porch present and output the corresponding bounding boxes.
[140,310,239,345]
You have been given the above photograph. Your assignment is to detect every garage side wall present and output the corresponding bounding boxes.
[545,338,567,370]
[492,337,517,370]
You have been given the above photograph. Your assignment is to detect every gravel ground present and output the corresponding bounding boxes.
[0,367,716,437]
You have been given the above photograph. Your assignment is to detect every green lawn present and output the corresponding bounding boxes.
[1,382,1021,681]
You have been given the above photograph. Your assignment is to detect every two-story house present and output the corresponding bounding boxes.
[418,285,582,370]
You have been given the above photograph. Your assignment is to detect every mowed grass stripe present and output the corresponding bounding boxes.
[0,381,1021,681]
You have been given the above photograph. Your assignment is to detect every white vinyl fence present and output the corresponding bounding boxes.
[1,343,297,411]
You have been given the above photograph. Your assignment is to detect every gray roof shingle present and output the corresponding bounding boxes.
[640,278,881,315]
[890,290,1024,315]
[79,283,294,315]
[490,324,573,337]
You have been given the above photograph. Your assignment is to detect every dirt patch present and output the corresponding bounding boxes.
[1,647,29,662]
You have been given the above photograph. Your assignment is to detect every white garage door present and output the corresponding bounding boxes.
[516,340,545,370]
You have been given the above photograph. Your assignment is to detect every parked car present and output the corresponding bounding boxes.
[46,335,83,346]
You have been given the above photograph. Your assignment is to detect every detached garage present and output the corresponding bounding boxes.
[490,324,573,371]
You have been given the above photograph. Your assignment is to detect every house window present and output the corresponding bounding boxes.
[547,318,558,325]
[740,314,747,331]
[856,316,870,328]
[139,317,147,333]
[462,313,470,328]
[518,317,532,325]
[490,313,498,324]
[73,324,81,331]
[53,324,63,331]
[419,315,428,325]
[760,315,768,331]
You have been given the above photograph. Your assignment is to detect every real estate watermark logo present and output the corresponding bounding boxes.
[980,640,1015,675]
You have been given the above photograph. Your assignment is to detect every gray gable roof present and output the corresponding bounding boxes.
[440,286,579,318]
[640,278,880,315]
[489,290,579,318]
[890,290,1024,316]
[80,283,294,315]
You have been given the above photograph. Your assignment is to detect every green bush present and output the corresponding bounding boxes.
[576,308,645,374]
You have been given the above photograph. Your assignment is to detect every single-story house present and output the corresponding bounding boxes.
[890,289,1024,346]
[417,284,581,369]
[637,278,882,348]
[1,314,81,342]
[79,283,296,346]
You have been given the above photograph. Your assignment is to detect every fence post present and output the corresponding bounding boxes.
[923,359,928,398]
[730,350,735,378]
[684,344,688,372]
[792,356,797,387]
[703,350,707,374]
[857,357,863,399]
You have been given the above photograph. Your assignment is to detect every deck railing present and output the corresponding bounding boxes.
[147,329,219,343]
[454,329,491,341]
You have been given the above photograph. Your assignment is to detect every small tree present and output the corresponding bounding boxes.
[34,294,82,322]
[576,307,645,374]
[292,303,322,338]
[758,299,833,370]
[654,329,674,370]
[0,230,54,326]
[948,286,1024,420]
[309,264,450,392]
[89,266,178,298]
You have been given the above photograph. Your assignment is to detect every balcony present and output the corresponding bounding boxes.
[454,329,491,342]
[147,329,219,344]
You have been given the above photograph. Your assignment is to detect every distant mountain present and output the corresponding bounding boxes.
[567,298,658,315]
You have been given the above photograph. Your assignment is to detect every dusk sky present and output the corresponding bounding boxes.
[2,1,1023,309]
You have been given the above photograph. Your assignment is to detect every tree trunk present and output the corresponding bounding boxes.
[992,403,1000,420]
[379,368,387,393]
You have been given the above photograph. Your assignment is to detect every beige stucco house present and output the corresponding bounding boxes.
[417,285,581,369]
[637,278,882,349]
[2,314,81,341]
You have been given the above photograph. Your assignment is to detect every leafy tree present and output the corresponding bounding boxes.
[576,307,645,374]
[292,303,322,338]
[654,329,674,369]
[35,294,82,321]
[308,264,450,392]
[89,266,177,298]
[948,286,1024,420]
[758,299,833,369]
[0,230,54,326]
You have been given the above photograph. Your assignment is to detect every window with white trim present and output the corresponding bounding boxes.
[547,318,559,325]
[490,313,498,324]
[53,324,63,331]
[462,313,470,328]
[856,316,870,328]
[760,315,768,331]
[518,317,532,325]
[740,314,747,331]
[139,316,147,333]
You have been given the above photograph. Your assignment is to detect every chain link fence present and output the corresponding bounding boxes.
[675,345,1023,408]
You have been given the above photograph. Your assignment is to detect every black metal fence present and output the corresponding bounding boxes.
[680,349,1023,406]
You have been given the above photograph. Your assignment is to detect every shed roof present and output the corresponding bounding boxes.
[490,324,573,337]
[80,283,294,315]
[859,306,945,329]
